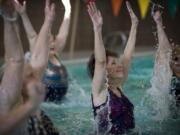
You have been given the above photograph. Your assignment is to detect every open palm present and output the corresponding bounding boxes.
[87,2,103,30]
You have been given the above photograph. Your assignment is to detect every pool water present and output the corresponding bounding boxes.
[42,55,180,135]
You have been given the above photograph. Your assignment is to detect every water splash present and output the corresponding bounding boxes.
[39,57,180,135]
[41,72,94,135]
[65,73,91,106]
[141,48,173,121]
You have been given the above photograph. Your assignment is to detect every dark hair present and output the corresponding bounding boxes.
[87,50,119,79]
[172,46,180,56]
[170,46,180,69]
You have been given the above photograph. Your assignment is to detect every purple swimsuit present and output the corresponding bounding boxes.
[92,88,135,135]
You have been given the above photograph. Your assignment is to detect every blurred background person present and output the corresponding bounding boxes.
[14,0,72,102]
[0,0,59,134]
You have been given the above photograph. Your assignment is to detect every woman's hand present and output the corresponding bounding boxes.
[87,2,103,31]
[153,11,162,25]
[61,0,71,14]
[1,0,17,21]
[44,0,55,22]
[14,0,26,15]
[126,1,138,25]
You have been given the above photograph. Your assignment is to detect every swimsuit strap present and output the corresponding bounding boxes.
[91,94,108,116]
[48,54,61,68]
[117,87,123,95]
[108,87,124,98]
[92,87,124,113]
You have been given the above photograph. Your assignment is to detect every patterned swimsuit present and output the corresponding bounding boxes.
[28,111,59,135]
[171,75,180,105]
[92,88,135,135]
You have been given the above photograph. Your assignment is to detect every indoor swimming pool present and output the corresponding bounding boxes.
[42,55,180,135]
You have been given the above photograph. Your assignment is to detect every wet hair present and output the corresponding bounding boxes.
[87,50,119,79]
[170,46,180,70]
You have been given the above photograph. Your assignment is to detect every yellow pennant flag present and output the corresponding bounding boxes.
[138,0,150,19]
[111,0,123,17]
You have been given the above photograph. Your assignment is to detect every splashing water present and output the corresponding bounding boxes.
[41,65,95,135]
[141,3,178,121]
[142,47,173,121]
[40,55,180,135]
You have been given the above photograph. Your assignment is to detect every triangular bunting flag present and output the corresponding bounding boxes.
[111,0,123,17]
[167,0,180,18]
[138,0,150,19]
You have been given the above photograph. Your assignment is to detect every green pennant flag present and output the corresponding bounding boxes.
[167,0,180,17]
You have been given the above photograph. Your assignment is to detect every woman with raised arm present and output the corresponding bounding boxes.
[87,1,138,134]
[0,0,59,134]
[0,1,28,134]
[152,10,180,106]
[14,0,72,102]
[0,0,44,134]
[23,0,59,134]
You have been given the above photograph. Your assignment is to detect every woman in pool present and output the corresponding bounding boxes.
[14,0,71,101]
[0,0,59,134]
[152,10,180,106]
[87,1,138,134]
[0,1,30,134]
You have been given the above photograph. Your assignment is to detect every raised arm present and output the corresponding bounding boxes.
[88,2,107,105]
[122,1,138,82]
[30,0,55,79]
[153,11,172,66]
[14,0,37,53]
[54,0,71,53]
[0,77,45,135]
[151,10,172,86]
[0,13,24,111]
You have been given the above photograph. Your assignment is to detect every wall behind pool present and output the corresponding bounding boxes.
[0,0,179,57]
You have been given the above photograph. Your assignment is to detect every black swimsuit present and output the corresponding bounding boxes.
[92,88,135,135]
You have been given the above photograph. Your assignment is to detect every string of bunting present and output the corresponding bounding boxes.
[110,0,180,18]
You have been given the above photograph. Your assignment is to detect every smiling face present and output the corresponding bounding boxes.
[106,56,124,79]
[171,47,180,77]
[87,50,121,79]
